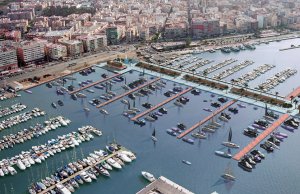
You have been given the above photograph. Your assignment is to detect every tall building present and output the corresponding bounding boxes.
[191,18,220,38]
[16,40,47,66]
[106,26,119,45]
[45,43,67,60]
[0,41,18,71]
[59,40,83,57]
[77,35,107,52]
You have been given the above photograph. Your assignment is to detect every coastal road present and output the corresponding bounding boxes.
[5,50,136,83]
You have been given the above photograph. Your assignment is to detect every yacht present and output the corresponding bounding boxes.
[141,171,156,182]
[80,171,92,183]
[215,151,232,158]
[56,183,72,194]
[106,158,122,169]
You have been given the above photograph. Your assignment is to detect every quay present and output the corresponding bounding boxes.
[96,78,161,108]
[279,45,300,51]
[177,100,237,139]
[131,87,193,121]
[233,113,290,161]
[69,73,121,95]
[136,176,194,194]
[285,86,300,100]
[39,147,129,194]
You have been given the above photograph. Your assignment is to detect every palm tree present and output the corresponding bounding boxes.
[230,79,235,87]
[191,68,196,78]
[203,70,208,80]
[290,95,294,103]
[293,99,298,109]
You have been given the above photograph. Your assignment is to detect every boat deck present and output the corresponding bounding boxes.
[96,78,161,108]
[69,73,121,95]
[39,147,128,194]
[131,87,193,121]
[177,100,237,139]
[233,113,290,161]
[285,86,300,100]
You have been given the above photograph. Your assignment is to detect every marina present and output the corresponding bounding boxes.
[69,73,121,95]
[31,144,135,194]
[1,37,300,194]
[131,87,193,121]
[233,114,290,161]
[96,77,160,108]
[177,100,237,139]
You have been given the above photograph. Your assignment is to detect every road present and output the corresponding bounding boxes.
[5,50,136,83]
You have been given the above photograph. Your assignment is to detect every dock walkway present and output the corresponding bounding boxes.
[96,78,161,108]
[69,73,121,95]
[233,113,290,161]
[131,87,193,121]
[39,148,127,194]
[177,100,237,139]
[285,86,300,100]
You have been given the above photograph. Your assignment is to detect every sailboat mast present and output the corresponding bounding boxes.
[228,128,232,142]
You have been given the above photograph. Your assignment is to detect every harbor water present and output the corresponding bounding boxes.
[1,38,300,194]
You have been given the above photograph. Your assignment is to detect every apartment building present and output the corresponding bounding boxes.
[0,41,18,71]
[59,40,83,57]
[16,40,47,65]
[77,35,107,52]
[45,43,67,60]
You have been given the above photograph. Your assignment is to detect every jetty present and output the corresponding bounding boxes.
[233,113,289,161]
[285,86,300,100]
[96,78,161,108]
[131,87,193,121]
[177,100,237,139]
[69,73,121,95]
[39,147,130,194]
[279,45,300,51]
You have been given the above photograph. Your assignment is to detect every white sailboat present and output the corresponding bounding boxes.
[221,164,236,181]
[222,127,240,148]
[151,128,158,142]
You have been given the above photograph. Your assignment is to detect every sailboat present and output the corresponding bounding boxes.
[221,164,236,181]
[222,128,240,148]
[151,128,158,142]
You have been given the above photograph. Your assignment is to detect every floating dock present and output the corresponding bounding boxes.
[136,176,195,194]
[233,113,290,161]
[39,147,129,194]
[285,86,300,100]
[177,100,237,139]
[96,78,161,108]
[131,87,193,121]
[69,73,121,95]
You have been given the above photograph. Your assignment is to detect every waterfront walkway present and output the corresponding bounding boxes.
[39,147,128,194]
[233,113,290,161]
[96,78,161,108]
[177,100,237,139]
[131,87,193,121]
[69,73,121,95]
[285,86,300,100]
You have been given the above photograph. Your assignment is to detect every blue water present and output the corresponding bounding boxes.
[0,40,300,194]
[174,38,300,97]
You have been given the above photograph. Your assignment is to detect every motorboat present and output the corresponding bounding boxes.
[215,151,232,158]
[106,158,122,169]
[51,103,57,109]
[166,129,177,136]
[99,109,109,115]
[57,100,64,106]
[238,159,252,172]
[191,131,206,139]
[80,171,92,183]
[182,138,194,144]
[182,160,192,165]
[141,171,156,182]
[55,183,71,194]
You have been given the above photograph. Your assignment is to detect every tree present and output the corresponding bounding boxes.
[275,91,279,99]
[185,37,191,47]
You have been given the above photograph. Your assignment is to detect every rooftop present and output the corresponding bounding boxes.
[136,176,194,194]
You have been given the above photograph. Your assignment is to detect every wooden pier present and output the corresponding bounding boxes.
[285,86,300,100]
[131,87,193,121]
[39,147,129,194]
[96,78,161,108]
[233,113,289,161]
[177,100,237,139]
[69,73,121,95]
